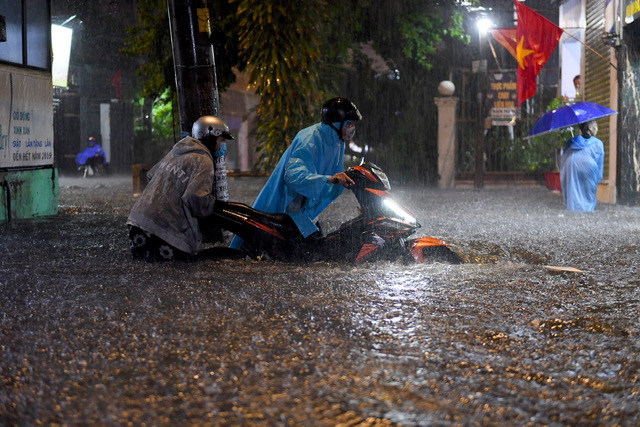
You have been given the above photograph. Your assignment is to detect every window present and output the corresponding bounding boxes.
[0,0,51,69]
[0,1,24,64]
[26,0,50,68]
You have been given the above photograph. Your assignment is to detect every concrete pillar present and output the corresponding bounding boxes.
[435,93,459,189]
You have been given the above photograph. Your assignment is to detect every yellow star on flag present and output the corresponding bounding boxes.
[516,36,534,70]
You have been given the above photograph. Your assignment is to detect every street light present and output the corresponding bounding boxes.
[474,15,494,72]
[477,17,494,34]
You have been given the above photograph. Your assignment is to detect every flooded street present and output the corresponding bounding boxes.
[1,174,639,425]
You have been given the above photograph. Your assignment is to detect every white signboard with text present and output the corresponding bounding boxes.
[0,68,54,168]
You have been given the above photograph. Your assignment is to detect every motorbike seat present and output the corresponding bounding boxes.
[215,201,301,237]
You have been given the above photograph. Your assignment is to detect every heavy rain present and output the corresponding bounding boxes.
[2,0,640,425]
[2,174,639,425]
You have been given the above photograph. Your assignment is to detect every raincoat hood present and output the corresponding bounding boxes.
[566,134,595,151]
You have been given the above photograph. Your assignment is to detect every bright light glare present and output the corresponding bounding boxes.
[477,18,494,34]
[349,142,363,153]
[384,199,416,224]
[52,25,73,87]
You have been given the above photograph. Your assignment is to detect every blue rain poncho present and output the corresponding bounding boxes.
[76,144,107,166]
[560,134,604,212]
[230,122,346,249]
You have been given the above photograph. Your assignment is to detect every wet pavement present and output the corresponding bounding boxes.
[1,174,639,425]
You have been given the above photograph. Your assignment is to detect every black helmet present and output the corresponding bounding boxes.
[192,116,234,141]
[321,98,362,124]
[321,98,362,140]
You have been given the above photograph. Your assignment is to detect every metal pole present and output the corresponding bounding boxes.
[474,85,485,189]
[474,29,487,189]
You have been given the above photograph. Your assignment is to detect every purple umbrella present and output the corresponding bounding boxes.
[528,102,617,138]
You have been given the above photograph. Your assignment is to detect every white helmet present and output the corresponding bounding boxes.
[191,116,234,140]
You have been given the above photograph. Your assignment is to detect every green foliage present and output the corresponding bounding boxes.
[502,98,574,172]
[445,10,470,42]
[546,96,567,112]
[123,0,472,178]
[526,97,574,171]
[401,15,442,70]
[122,0,173,99]
[231,0,328,170]
[123,0,240,158]
[123,0,240,98]
[149,88,181,140]
[504,136,560,172]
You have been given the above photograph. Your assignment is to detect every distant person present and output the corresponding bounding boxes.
[127,116,234,261]
[560,120,604,212]
[230,97,361,250]
[573,75,581,99]
[76,136,107,176]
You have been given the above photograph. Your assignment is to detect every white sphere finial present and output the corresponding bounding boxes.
[438,80,455,96]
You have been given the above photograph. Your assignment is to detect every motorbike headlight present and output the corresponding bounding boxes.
[383,198,417,225]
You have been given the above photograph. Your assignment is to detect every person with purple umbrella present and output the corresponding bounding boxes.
[560,120,604,211]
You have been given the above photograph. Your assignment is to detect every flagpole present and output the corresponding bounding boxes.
[487,38,505,72]
[562,29,618,70]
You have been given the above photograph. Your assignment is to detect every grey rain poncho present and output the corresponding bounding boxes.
[127,136,216,254]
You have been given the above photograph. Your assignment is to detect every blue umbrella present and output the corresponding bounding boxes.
[528,102,617,138]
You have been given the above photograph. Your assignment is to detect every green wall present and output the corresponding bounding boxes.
[0,168,59,221]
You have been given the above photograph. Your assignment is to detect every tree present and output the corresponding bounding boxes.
[124,0,470,179]
[231,0,328,170]
[122,0,174,99]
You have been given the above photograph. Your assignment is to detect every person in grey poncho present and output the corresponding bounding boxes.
[127,116,234,261]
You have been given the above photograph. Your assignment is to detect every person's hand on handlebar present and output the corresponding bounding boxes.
[328,172,355,188]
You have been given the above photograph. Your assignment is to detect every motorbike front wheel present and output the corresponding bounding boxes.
[419,245,463,264]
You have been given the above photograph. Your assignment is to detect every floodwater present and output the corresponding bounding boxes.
[1,174,639,425]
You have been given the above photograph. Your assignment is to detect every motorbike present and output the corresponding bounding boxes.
[208,162,462,264]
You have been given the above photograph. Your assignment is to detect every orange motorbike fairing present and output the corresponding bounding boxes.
[409,236,450,263]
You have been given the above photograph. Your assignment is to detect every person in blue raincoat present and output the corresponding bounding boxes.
[76,137,107,171]
[230,97,362,250]
[560,120,604,211]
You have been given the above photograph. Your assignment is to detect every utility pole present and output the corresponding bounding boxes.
[166,0,230,207]
[166,0,220,134]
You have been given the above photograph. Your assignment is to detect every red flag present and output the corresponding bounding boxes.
[490,28,518,60]
[514,0,563,106]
